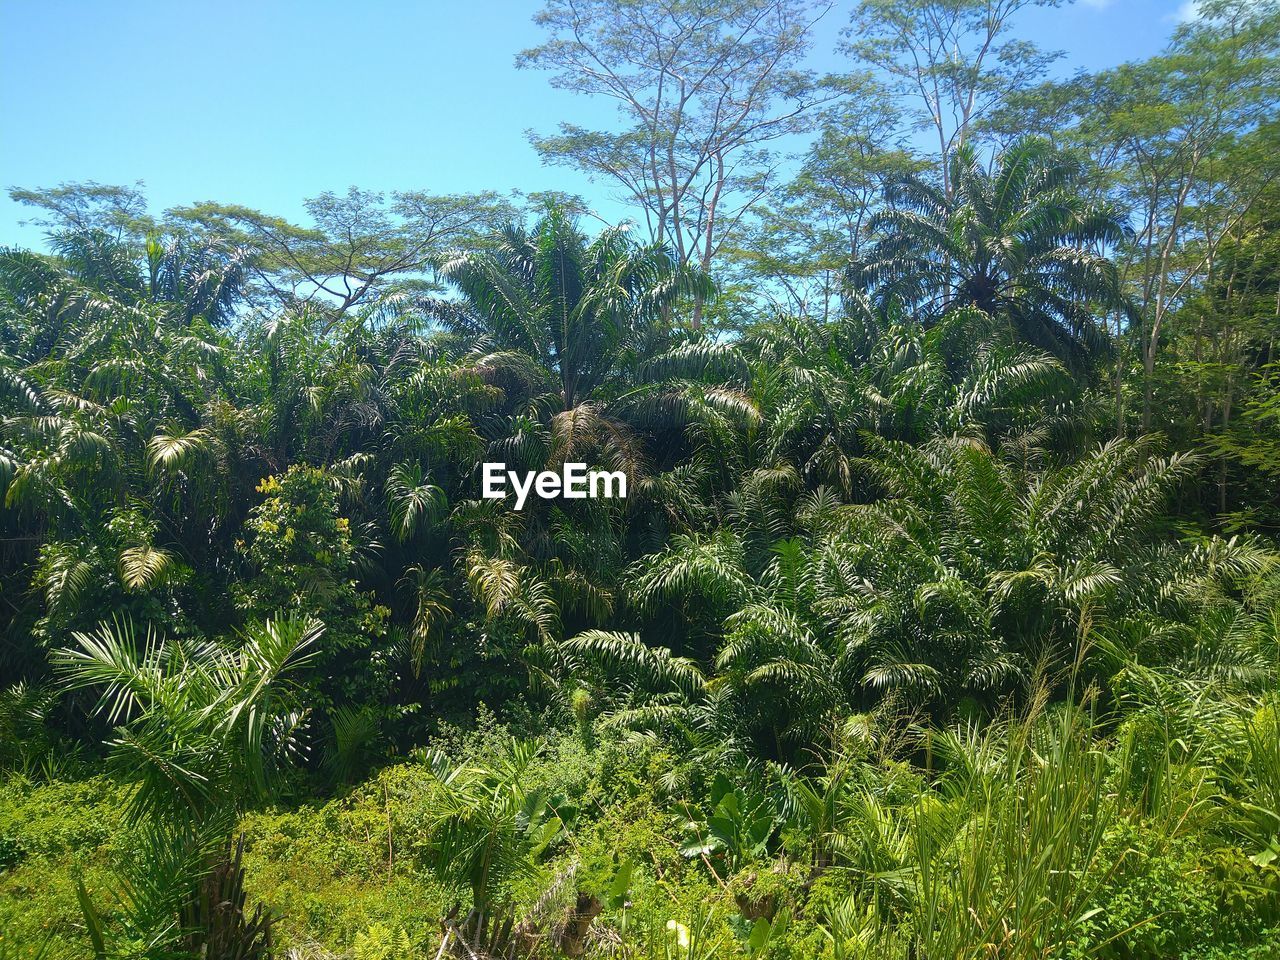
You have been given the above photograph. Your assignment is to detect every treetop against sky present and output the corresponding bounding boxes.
[0,0,1193,251]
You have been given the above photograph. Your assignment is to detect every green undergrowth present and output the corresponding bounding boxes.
[5,700,1280,959]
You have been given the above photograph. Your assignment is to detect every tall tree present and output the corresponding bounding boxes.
[1079,0,1280,432]
[842,0,1061,197]
[518,0,840,325]
[431,206,715,408]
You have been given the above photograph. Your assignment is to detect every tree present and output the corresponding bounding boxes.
[1078,0,1280,432]
[519,0,840,325]
[1160,176,1280,520]
[9,181,153,243]
[566,433,1268,744]
[424,204,748,655]
[725,91,920,320]
[851,138,1125,371]
[842,0,1061,197]
[427,203,732,459]
[746,298,1080,495]
[0,231,243,653]
[418,739,565,921]
[236,464,390,706]
[53,614,319,955]
[1008,0,1280,434]
[173,187,517,319]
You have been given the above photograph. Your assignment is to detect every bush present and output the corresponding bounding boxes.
[0,776,128,960]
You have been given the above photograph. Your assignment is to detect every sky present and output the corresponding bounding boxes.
[0,0,1195,251]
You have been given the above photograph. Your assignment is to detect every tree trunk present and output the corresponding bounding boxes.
[557,893,603,957]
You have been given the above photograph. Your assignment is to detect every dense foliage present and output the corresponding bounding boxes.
[3,1,1280,958]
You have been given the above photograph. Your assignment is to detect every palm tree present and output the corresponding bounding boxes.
[561,435,1272,751]
[432,205,716,407]
[746,298,1082,495]
[53,614,319,955]
[54,614,318,822]
[0,233,249,653]
[850,139,1126,371]
[419,739,565,926]
[416,206,751,662]
[427,204,744,471]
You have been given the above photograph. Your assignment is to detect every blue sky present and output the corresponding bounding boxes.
[0,0,1192,250]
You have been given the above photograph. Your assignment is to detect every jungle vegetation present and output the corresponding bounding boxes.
[2,0,1280,958]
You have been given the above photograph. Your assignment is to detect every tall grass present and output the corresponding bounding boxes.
[817,684,1279,960]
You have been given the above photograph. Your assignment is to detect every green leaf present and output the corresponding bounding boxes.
[607,858,634,909]
[75,876,107,960]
